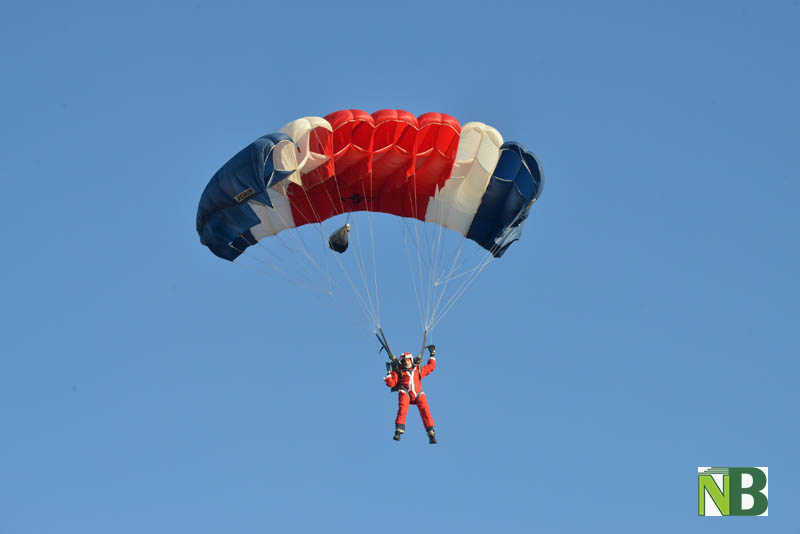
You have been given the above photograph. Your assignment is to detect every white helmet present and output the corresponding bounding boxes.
[400,352,414,367]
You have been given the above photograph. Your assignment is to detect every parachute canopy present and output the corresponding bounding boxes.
[197,109,544,261]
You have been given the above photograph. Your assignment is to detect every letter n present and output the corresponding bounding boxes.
[698,475,730,515]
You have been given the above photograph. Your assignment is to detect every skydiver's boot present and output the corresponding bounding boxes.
[426,427,437,444]
[393,424,405,441]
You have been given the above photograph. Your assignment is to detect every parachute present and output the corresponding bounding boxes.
[197,109,544,336]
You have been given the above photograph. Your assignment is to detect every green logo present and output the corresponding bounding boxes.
[698,467,768,516]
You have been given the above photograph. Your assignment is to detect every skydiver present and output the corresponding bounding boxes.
[383,345,437,444]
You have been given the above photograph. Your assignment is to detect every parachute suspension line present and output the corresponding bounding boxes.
[319,209,380,327]
[405,175,445,333]
[336,300,382,337]
[323,163,381,330]
[407,171,436,278]
[429,188,451,329]
[315,219,334,297]
[429,257,492,332]
[306,130,337,297]
[398,165,503,333]
[431,255,495,331]
[308,164,372,315]
[419,185,446,332]
[405,209,431,331]
[428,182,457,330]
[255,229,316,282]
[412,176,433,331]
[428,254,495,332]
[319,220,334,296]
[428,239,466,328]
[314,213,380,327]
[264,200,332,294]
[433,238,468,286]
[400,217,430,332]
[436,237,491,283]
[312,166,381,331]
[435,257,491,284]
[329,250,380,328]
[291,181,379,329]
[361,177,381,326]
[400,218,427,333]
[422,215,436,330]
[248,242,373,336]
[287,187,335,294]
[399,212,432,272]
[429,206,529,331]
[427,182,481,328]
[250,229,316,279]
[234,219,325,291]
[348,196,380,328]
[401,213,437,334]
[319,170,382,330]
[228,243,331,296]
[427,163,472,331]
[412,216,434,332]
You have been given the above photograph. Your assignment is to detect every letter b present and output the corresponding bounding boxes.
[729,468,768,516]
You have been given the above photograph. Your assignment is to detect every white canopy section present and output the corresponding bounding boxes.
[248,190,296,240]
[269,138,303,187]
[424,122,503,235]
[279,116,332,185]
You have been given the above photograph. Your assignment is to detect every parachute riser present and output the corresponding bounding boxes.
[410,329,428,367]
[376,327,395,361]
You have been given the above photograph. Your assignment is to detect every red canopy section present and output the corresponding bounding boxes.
[287,109,461,226]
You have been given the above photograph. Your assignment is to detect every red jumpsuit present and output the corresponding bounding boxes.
[384,357,436,430]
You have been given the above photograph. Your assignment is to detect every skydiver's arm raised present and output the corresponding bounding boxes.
[420,345,436,378]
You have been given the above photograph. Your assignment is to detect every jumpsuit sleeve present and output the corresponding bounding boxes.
[420,357,436,378]
[384,370,398,387]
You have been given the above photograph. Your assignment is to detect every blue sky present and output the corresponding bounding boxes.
[1,1,797,532]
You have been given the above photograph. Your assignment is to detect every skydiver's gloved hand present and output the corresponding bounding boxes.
[426,344,436,357]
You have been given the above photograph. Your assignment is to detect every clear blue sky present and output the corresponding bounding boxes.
[1,1,797,532]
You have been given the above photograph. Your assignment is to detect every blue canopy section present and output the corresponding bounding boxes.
[465,142,544,257]
[196,133,294,260]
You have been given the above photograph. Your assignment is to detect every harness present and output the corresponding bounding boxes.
[389,363,423,397]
